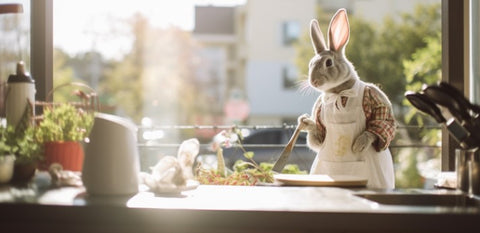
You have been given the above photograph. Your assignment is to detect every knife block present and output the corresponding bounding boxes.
[456,149,480,195]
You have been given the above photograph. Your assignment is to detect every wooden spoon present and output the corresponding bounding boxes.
[272,125,302,173]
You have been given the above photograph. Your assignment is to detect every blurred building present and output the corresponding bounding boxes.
[193,6,240,125]
[240,0,318,125]
[193,0,439,126]
[193,0,318,125]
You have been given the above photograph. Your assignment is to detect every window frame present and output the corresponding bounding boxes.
[30,0,53,105]
[30,0,467,171]
[441,0,467,171]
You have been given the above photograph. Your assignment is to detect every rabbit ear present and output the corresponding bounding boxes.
[328,8,350,52]
[310,19,326,54]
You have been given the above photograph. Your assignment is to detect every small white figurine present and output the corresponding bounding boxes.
[140,138,200,193]
[298,9,396,189]
[177,138,200,180]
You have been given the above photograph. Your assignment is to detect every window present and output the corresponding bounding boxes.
[24,0,475,189]
[282,21,300,46]
[282,65,298,89]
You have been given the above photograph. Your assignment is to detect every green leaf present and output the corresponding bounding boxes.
[243,151,254,160]
[233,160,252,172]
[259,162,273,171]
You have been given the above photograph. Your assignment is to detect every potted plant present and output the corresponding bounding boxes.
[1,102,43,183]
[36,103,94,171]
[12,125,43,182]
[0,124,17,184]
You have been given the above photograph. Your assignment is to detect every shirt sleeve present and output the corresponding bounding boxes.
[315,104,326,143]
[363,85,397,151]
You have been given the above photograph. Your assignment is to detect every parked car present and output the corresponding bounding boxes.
[221,128,316,172]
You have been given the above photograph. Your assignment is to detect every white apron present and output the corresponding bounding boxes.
[310,81,395,189]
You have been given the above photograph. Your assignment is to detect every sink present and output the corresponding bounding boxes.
[355,193,480,207]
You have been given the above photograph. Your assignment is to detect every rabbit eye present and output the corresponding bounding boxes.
[326,59,333,67]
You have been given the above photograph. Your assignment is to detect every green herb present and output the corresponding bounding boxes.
[36,103,94,143]
[195,126,306,186]
[1,100,43,163]
[0,125,18,155]
[15,126,43,164]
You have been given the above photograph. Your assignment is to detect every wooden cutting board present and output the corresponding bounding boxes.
[274,174,367,187]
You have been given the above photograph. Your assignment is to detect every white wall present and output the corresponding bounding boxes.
[246,61,318,115]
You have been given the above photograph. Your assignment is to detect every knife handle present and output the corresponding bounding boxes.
[272,125,302,173]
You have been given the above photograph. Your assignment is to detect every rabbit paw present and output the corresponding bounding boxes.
[352,131,377,153]
[297,114,316,131]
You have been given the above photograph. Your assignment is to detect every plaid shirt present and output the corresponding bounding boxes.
[315,84,397,151]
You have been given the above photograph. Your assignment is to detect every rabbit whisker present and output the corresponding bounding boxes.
[296,78,316,96]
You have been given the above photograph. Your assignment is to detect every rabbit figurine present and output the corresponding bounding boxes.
[298,9,396,189]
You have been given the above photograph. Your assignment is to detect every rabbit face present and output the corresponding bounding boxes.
[308,9,358,93]
[308,51,353,91]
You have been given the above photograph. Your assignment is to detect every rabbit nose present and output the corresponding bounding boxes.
[311,79,321,87]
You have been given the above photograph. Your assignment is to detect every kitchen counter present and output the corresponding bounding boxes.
[0,172,479,233]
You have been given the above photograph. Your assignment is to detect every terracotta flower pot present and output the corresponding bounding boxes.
[43,141,84,171]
